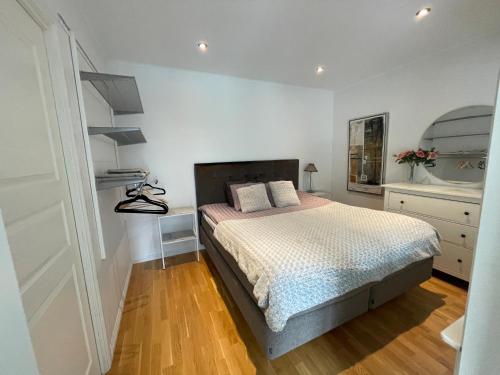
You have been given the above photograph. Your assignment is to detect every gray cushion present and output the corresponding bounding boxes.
[225,180,247,207]
[269,180,300,208]
[230,182,258,210]
[237,183,272,213]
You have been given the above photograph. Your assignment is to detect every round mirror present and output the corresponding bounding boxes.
[419,105,493,184]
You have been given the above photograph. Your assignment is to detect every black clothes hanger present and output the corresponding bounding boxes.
[115,191,169,214]
[126,183,166,197]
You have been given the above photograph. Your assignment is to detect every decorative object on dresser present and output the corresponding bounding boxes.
[394,149,439,183]
[157,207,199,269]
[419,105,493,186]
[348,113,388,195]
[384,183,481,281]
[304,163,318,192]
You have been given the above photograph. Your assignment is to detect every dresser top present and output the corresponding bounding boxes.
[383,183,483,203]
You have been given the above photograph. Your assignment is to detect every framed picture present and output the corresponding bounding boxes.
[347,113,388,195]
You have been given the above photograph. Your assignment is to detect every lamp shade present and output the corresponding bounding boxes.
[304,163,318,173]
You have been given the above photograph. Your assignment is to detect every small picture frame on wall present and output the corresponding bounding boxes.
[347,113,388,195]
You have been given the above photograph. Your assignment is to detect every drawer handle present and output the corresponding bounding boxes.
[457,259,463,263]
[400,200,405,204]
[464,211,470,216]
[461,234,466,238]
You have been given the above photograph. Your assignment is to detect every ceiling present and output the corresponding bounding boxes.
[79,0,500,90]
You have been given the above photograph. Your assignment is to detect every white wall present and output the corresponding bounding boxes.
[332,33,500,210]
[111,61,334,262]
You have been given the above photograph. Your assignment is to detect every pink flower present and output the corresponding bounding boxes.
[399,151,411,158]
[427,151,438,160]
[416,150,425,158]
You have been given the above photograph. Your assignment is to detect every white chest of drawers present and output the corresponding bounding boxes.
[383,183,483,281]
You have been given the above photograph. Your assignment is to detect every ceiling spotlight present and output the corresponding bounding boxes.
[197,41,208,51]
[315,66,326,75]
[416,7,431,18]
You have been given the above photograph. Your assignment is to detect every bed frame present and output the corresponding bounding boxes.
[194,159,433,359]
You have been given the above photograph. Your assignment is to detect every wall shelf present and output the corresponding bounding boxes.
[80,71,144,115]
[88,126,146,146]
[423,132,490,141]
[95,176,147,191]
[438,151,487,159]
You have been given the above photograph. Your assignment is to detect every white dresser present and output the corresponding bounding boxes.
[383,183,483,281]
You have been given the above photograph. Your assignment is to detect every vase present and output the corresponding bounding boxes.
[408,162,416,183]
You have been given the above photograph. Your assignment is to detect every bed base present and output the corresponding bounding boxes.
[200,220,433,359]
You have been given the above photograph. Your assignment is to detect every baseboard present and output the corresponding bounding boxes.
[109,262,133,355]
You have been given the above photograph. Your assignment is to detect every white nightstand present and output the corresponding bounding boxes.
[307,191,331,199]
[157,207,199,269]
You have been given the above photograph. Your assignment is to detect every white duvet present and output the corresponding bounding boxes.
[214,202,441,332]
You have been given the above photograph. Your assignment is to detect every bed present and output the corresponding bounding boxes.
[194,159,439,359]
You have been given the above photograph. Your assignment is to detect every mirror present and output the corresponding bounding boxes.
[419,105,493,184]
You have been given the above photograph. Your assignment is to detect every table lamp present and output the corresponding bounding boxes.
[304,163,318,192]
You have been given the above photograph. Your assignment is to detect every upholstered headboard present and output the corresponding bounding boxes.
[194,159,299,207]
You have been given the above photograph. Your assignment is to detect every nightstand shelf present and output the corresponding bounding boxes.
[157,207,199,269]
[161,230,197,245]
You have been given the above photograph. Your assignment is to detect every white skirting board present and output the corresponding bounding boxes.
[109,262,133,356]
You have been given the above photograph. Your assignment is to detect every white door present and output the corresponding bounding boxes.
[0,1,100,374]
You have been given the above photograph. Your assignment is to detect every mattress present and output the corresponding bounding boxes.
[201,198,441,332]
[200,190,330,225]
[200,217,433,359]
[202,217,368,307]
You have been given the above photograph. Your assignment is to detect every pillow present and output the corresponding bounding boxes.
[236,183,272,213]
[269,180,300,208]
[230,182,258,210]
[264,183,276,207]
[225,180,247,207]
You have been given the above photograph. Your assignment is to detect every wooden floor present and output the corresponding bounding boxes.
[108,252,467,375]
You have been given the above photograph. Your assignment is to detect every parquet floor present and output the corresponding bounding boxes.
[108,252,467,375]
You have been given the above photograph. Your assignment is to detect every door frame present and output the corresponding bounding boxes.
[15,0,112,372]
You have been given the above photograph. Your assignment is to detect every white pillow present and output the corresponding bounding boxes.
[236,183,272,213]
[269,180,300,208]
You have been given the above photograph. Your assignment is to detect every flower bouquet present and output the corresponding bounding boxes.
[394,148,438,183]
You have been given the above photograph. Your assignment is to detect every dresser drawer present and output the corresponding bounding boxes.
[433,242,473,281]
[397,212,478,250]
[388,192,480,226]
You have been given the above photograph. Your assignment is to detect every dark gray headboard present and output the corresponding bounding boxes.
[194,159,299,207]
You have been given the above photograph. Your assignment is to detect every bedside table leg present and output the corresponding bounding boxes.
[158,216,166,270]
[196,239,200,262]
[193,215,200,262]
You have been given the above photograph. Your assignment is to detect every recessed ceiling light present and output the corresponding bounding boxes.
[197,41,208,51]
[416,7,431,18]
[315,66,325,75]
